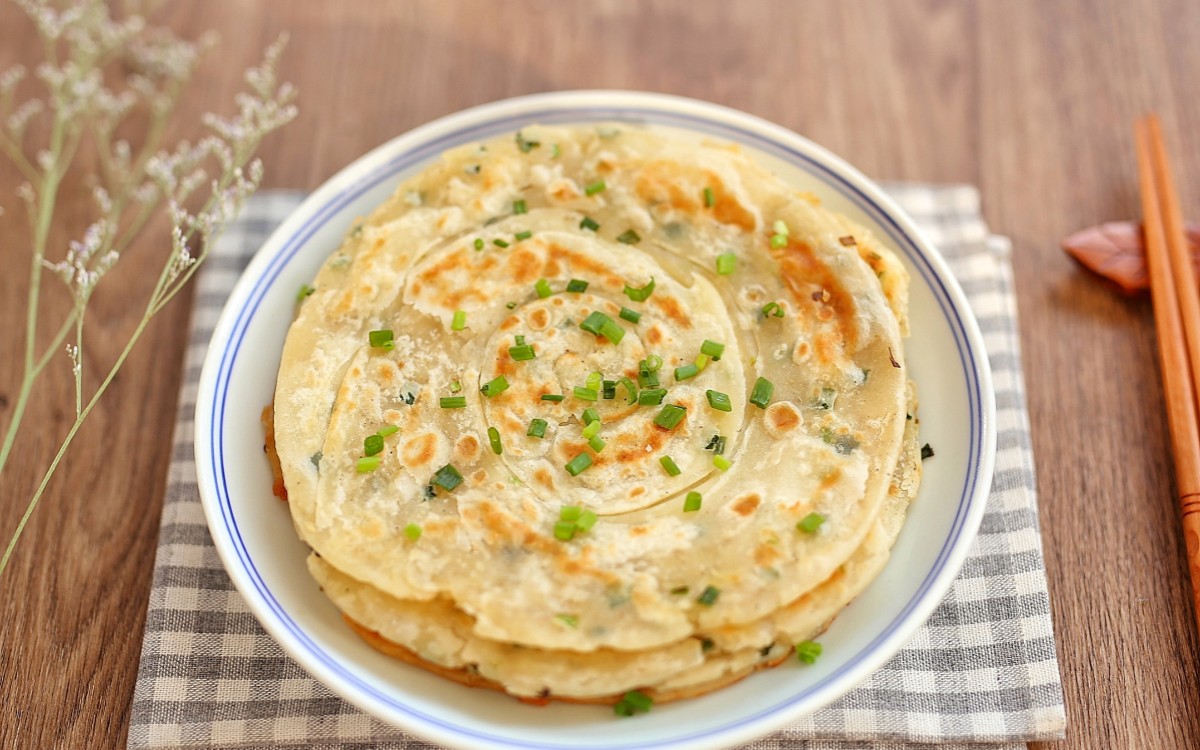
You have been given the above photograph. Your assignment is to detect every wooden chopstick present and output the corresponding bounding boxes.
[1135,114,1200,636]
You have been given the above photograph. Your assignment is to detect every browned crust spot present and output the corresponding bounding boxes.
[650,295,691,329]
[765,402,801,433]
[771,237,856,352]
[402,432,438,467]
[731,493,761,517]
[262,403,287,502]
[633,162,755,232]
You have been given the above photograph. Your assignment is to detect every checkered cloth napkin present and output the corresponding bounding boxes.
[128,187,1066,750]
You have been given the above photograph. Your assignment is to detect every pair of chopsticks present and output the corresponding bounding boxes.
[1135,115,1200,635]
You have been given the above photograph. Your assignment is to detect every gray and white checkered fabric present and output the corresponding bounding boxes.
[127,187,1066,750]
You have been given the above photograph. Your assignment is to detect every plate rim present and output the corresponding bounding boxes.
[194,89,997,750]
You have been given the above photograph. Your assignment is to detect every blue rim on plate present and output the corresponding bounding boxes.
[195,91,996,750]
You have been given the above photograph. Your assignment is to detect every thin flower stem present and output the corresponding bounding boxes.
[0,132,39,182]
[0,308,76,478]
[0,313,152,577]
[24,114,66,371]
[73,304,84,416]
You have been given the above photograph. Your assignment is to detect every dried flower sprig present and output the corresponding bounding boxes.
[0,0,297,575]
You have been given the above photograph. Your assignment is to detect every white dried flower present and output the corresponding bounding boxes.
[0,66,25,96]
[0,6,297,574]
[6,99,43,138]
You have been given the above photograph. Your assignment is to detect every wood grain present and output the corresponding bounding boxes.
[1,1,1198,748]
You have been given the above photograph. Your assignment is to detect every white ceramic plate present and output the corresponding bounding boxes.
[195,91,995,750]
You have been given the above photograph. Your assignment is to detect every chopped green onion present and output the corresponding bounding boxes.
[576,509,598,531]
[586,371,603,392]
[643,354,663,371]
[451,310,467,331]
[683,491,702,512]
[703,186,715,207]
[566,278,589,293]
[560,505,583,522]
[697,585,720,606]
[556,613,579,628]
[797,512,825,533]
[535,278,553,298]
[588,435,606,452]
[493,238,510,248]
[356,456,381,473]
[565,452,593,476]
[750,377,774,409]
[474,238,484,250]
[694,353,710,372]
[706,390,733,412]
[487,426,503,455]
[619,307,641,324]
[432,464,463,491]
[623,277,656,301]
[551,143,561,158]
[505,301,517,309]
[581,407,601,426]
[616,229,640,244]
[513,199,527,215]
[700,340,725,360]
[821,427,860,454]
[770,233,788,248]
[439,396,467,409]
[554,520,576,540]
[449,380,463,393]
[704,434,727,454]
[480,375,509,397]
[773,219,789,235]
[527,418,549,438]
[573,386,598,401]
[715,252,737,275]
[515,230,533,241]
[540,393,565,402]
[713,455,733,471]
[580,311,612,336]
[617,377,638,404]
[614,690,653,717]
[516,131,540,152]
[659,455,681,476]
[674,363,700,381]
[761,301,785,318]
[602,379,617,399]
[515,335,525,345]
[581,420,601,440]
[296,283,315,303]
[368,329,394,349]
[815,387,837,410]
[638,388,667,406]
[637,369,660,388]
[364,433,384,456]
[654,404,687,430]
[377,424,399,437]
[404,523,422,541]
[508,343,537,361]
[584,179,606,196]
[795,640,823,664]
[579,216,600,231]
[598,319,625,345]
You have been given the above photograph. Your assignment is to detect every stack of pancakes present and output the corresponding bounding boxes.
[270,125,921,704]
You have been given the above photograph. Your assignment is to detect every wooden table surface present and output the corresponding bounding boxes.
[2,1,1199,748]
